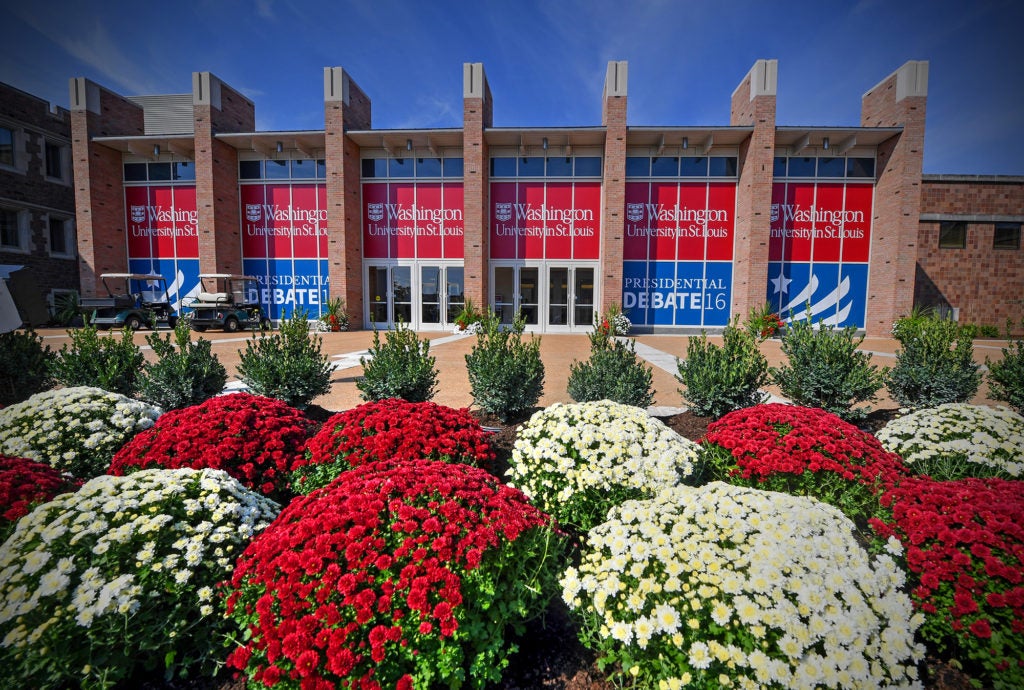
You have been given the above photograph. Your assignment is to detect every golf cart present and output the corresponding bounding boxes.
[185,274,270,332]
[80,273,176,330]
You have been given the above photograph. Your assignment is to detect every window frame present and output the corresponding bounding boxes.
[0,207,30,253]
[46,214,76,258]
[44,139,70,183]
[938,221,967,249]
[993,222,1021,251]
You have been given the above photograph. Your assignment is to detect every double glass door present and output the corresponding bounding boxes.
[366,263,463,329]
[492,264,595,331]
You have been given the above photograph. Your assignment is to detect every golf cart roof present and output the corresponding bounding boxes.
[197,273,259,281]
[100,273,167,281]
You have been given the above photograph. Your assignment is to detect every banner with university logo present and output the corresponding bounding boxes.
[123,184,200,313]
[361,182,465,260]
[239,183,329,319]
[767,182,873,327]
[489,181,601,260]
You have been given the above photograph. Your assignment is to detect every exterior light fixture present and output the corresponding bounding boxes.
[153,144,160,157]
[276,141,283,153]
[822,137,830,150]
[406,139,412,151]
[682,137,688,150]
[542,137,548,150]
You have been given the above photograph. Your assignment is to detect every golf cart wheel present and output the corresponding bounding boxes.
[167,315,178,329]
[261,318,272,330]
[224,316,240,333]
[192,325,207,332]
[125,315,143,331]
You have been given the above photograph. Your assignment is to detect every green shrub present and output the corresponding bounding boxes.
[887,311,981,409]
[138,320,227,410]
[0,329,54,406]
[357,319,438,402]
[987,319,1024,415]
[567,335,654,408]
[978,324,1001,339]
[745,300,785,340]
[50,291,80,326]
[236,310,333,408]
[465,311,544,422]
[770,311,888,422]
[50,324,144,397]
[676,320,768,419]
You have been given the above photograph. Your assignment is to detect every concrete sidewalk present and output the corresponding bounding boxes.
[33,327,1007,413]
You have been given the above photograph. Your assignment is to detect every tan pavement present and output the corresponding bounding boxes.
[33,327,1008,414]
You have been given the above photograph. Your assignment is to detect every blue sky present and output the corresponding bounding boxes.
[3,0,1022,175]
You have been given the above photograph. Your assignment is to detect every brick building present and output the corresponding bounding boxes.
[68,60,1023,336]
[1,82,78,322]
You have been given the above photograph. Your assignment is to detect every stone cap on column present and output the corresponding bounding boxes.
[731,59,778,101]
[864,60,928,102]
[603,61,628,98]
[463,62,491,100]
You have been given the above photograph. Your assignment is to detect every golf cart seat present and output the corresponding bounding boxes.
[196,291,230,303]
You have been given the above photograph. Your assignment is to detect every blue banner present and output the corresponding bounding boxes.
[767,261,868,328]
[242,259,330,320]
[622,260,732,327]
[128,258,200,316]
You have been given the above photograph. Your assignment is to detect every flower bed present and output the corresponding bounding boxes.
[292,398,495,494]
[877,403,1024,480]
[507,400,698,532]
[0,468,279,689]
[0,455,81,543]
[702,404,909,525]
[225,459,566,690]
[870,476,1024,689]
[108,392,312,498]
[562,482,924,689]
[0,386,161,479]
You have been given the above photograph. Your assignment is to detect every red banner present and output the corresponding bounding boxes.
[442,183,464,259]
[361,181,466,260]
[842,184,873,262]
[812,184,844,262]
[622,181,736,262]
[572,182,601,259]
[125,184,199,260]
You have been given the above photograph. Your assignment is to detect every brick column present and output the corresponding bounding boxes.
[729,59,777,322]
[193,72,253,276]
[69,77,144,298]
[462,63,493,310]
[325,67,371,330]
[601,61,628,314]
[861,61,928,336]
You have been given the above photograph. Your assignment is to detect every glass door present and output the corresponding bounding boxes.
[491,265,539,327]
[546,265,595,331]
[366,264,411,327]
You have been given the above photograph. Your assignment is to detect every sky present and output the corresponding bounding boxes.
[3,0,1022,175]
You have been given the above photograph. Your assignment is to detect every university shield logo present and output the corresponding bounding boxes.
[246,204,262,222]
[770,204,780,223]
[494,202,512,222]
[626,203,644,222]
[367,203,384,222]
[130,205,146,224]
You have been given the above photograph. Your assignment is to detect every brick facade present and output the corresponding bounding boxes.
[600,62,627,314]
[462,63,492,309]
[0,83,78,321]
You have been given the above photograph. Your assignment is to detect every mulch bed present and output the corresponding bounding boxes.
[116,405,975,690]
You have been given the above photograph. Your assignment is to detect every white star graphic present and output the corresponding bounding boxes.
[770,272,791,295]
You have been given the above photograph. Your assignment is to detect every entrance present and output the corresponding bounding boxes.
[366,263,464,329]
[491,263,596,332]
[419,265,465,328]
[366,264,411,327]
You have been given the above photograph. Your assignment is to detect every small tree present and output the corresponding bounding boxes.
[567,324,654,408]
[465,310,544,422]
[887,310,981,409]
[0,329,54,405]
[50,324,144,397]
[138,320,228,410]
[676,319,769,419]
[771,309,888,422]
[986,318,1024,415]
[357,320,438,402]
[237,310,333,408]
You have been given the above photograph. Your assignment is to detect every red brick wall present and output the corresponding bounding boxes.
[71,85,144,297]
[916,177,1024,329]
[463,87,492,309]
[601,93,626,314]
[861,71,926,336]
[730,73,775,322]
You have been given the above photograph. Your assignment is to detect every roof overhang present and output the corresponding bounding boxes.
[626,126,754,154]
[346,128,464,155]
[91,133,196,159]
[216,131,327,158]
[774,126,902,155]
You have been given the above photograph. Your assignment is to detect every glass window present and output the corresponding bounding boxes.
[361,158,386,179]
[846,157,875,178]
[994,223,1021,250]
[45,141,63,179]
[816,157,844,178]
[172,161,196,181]
[651,156,679,176]
[291,159,316,178]
[787,157,816,177]
[708,157,738,177]
[48,217,70,256]
[316,159,326,178]
[625,157,650,177]
[416,157,442,177]
[939,221,967,249]
[124,163,148,181]
[264,159,289,179]
[388,158,414,177]
[239,160,262,179]
[773,157,788,177]
[680,157,708,177]
[148,162,172,181]
[442,157,463,177]
[545,156,572,177]
[0,127,12,167]
[574,156,602,177]
[517,156,544,177]
[0,209,22,249]
[490,157,516,177]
